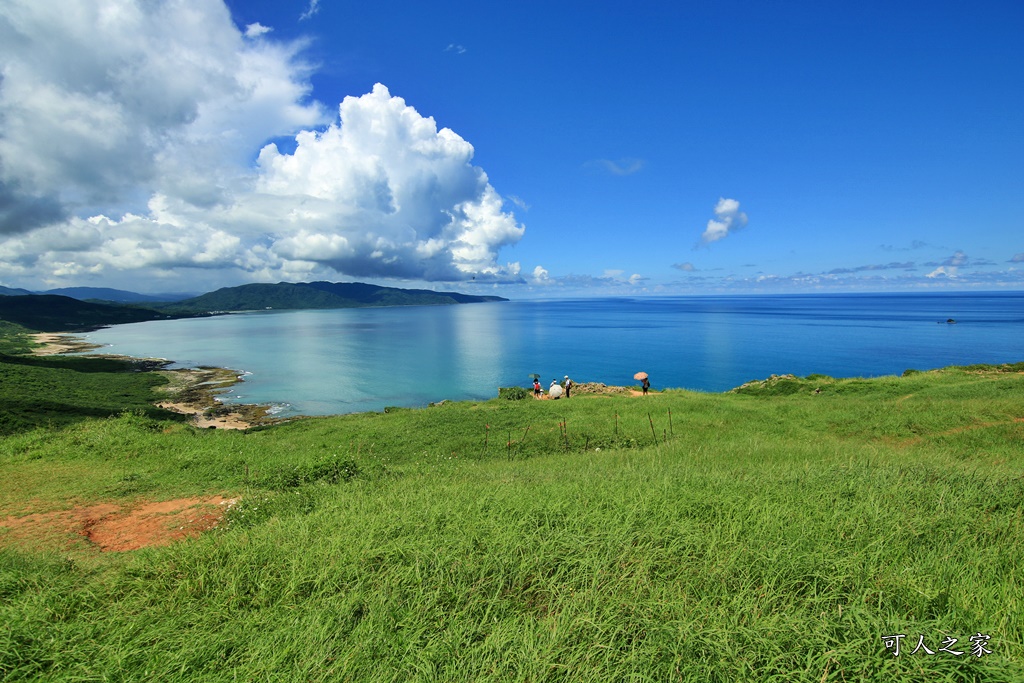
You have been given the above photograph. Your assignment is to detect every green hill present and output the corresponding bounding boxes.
[0,294,177,332]
[0,282,506,331]
[162,280,507,313]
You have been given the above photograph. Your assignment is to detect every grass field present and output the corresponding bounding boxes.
[1,323,1022,681]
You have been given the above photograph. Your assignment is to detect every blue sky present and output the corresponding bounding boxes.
[1,0,1021,297]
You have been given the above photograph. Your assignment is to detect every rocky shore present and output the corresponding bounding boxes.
[30,333,277,430]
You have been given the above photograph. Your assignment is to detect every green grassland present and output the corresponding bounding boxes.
[0,323,1022,682]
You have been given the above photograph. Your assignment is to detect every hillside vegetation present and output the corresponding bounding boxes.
[160,281,507,314]
[0,294,176,332]
[0,281,507,332]
[0,325,1021,682]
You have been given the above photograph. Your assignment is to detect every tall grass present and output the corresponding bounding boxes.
[1,364,1022,681]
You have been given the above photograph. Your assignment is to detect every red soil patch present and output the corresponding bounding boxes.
[0,496,237,552]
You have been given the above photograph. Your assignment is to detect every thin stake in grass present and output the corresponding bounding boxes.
[668,408,673,436]
[648,412,658,444]
[558,419,569,451]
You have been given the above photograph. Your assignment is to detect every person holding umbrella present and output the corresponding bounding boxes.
[548,379,563,399]
[635,371,650,395]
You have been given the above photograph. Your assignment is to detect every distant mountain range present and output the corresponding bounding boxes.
[43,287,196,303]
[0,281,508,332]
[0,285,194,302]
[0,294,177,332]
[163,281,506,313]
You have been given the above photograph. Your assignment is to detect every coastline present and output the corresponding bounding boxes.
[30,332,278,430]
[30,332,655,425]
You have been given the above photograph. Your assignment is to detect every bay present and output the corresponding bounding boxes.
[80,292,1024,416]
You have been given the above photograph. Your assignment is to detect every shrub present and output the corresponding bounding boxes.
[261,456,360,490]
[498,386,531,401]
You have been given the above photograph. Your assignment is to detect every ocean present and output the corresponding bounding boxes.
[80,292,1024,416]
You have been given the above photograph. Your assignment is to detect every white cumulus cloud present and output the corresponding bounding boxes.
[926,266,956,279]
[701,197,748,244]
[0,0,326,232]
[0,1,525,289]
[253,84,525,281]
[245,23,273,38]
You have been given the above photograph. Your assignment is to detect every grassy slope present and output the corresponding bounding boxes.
[0,326,1021,681]
[0,352,183,436]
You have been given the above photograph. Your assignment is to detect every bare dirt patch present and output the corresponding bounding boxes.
[0,496,237,552]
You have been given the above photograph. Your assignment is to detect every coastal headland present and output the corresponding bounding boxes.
[30,332,275,430]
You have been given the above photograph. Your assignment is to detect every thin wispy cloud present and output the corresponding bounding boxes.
[700,197,748,244]
[601,270,646,285]
[586,158,645,176]
[880,240,929,252]
[1011,253,1024,263]
[672,262,697,272]
[299,0,320,21]
[445,44,467,54]
[944,250,968,267]
[826,262,914,275]
[507,195,530,211]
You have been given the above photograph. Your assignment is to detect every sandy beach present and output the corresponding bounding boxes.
[30,332,103,355]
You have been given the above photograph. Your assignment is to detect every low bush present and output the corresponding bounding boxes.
[498,386,531,401]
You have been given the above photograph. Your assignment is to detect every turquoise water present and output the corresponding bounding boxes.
[81,292,1024,416]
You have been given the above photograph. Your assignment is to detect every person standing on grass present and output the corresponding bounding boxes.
[533,378,542,398]
[564,375,573,398]
[642,376,650,395]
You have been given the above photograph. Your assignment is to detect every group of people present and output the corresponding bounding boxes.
[531,374,651,398]
[533,375,574,399]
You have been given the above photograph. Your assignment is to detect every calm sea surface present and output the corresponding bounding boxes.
[81,292,1024,416]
